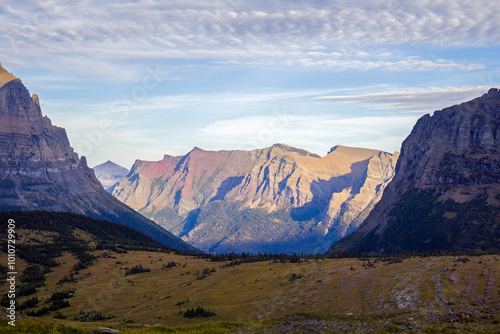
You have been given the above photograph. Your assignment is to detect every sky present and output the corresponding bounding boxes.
[1,0,499,168]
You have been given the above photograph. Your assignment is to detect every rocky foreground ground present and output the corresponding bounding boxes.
[239,308,500,333]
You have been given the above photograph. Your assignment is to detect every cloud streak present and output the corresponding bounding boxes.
[313,86,492,111]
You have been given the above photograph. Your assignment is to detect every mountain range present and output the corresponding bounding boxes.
[0,63,194,251]
[110,144,398,253]
[1,61,499,255]
[329,88,500,253]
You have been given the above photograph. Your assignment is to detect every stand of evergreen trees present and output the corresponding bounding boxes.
[183,306,216,318]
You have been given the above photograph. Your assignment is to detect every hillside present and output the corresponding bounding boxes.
[329,88,500,254]
[111,144,398,254]
[0,63,194,251]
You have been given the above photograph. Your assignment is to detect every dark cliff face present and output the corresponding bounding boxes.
[329,88,500,254]
[0,64,195,251]
[396,88,499,188]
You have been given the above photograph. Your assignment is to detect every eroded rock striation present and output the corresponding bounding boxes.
[112,143,398,253]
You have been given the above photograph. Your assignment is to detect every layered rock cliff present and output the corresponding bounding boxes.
[0,63,194,251]
[111,144,398,253]
[329,88,500,253]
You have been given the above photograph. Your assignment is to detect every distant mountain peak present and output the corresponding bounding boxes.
[328,144,343,152]
[93,160,130,190]
[191,146,204,152]
[100,160,120,166]
[327,145,390,158]
[181,144,321,159]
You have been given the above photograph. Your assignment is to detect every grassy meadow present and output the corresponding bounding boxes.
[1,246,499,333]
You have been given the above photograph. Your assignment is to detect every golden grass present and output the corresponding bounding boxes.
[1,251,499,331]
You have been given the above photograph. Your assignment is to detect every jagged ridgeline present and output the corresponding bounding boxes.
[111,144,399,254]
[330,88,500,254]
[0,63,195,251]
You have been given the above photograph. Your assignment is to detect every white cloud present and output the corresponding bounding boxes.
[1,1,497,166]
[0,0,496,78]
[313,86,492,111]
[295,57,484,71]
[355,52,369,58]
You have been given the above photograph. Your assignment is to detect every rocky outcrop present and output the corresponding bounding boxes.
[93,161,129,190]
[112,143,398,253]
[329,88,500,254]
[0,63,194,251]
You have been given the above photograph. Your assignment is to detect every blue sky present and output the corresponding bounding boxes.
[1,0,499,168]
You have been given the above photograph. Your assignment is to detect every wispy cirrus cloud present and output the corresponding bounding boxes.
[1,0,497,78]
[1,0,498,167]
[313,86,492,111]
[294,58,484,72]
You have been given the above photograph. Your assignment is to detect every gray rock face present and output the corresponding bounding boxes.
[0,63,194,251]
[111,144,398,254]
[93,160,129,191]
[0,79,43,122]
[329,88,500,253]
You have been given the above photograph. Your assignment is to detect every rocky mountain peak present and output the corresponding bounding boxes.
[190,146,204,153]
[327,145,384,156]
[0,70,43,122]
[328,145,342,154]
[93,160,130,191]
[268,143,321,158]
[486,87,499,97]
[0,62,18,89]
[397,87,500,188]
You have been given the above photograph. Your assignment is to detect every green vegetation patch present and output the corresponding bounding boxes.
[183,306,216,318]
